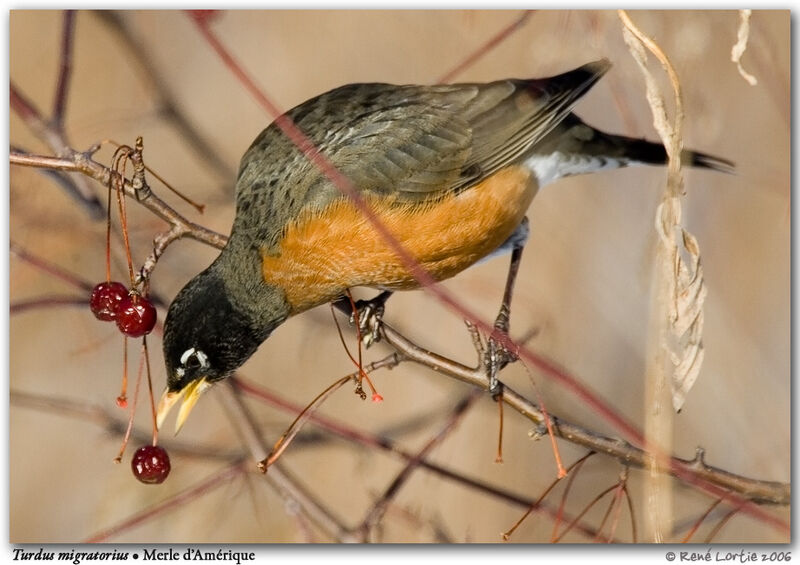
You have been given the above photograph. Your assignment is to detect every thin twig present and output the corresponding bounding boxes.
[10,145,104,218]
[9,148,226,251]
[604,469,629,543]
[378,320,790,510]
[52,10,76,128]
[12,77,225,258]
[215,381,357,542]
[11,382,604,541]
[553,482,619,543]
[11,82,103,216]
[503,451,595,541]
[10,390,242,461]
[236,375,558,509]
[681,497,723,543]
[192,18,649,461]
[357,390,480,539]
[136,224,186,284]
[551,452,591,542]
[83,461,247,543]
[259,375,352,471]
[10,240,94,292]
[92,10,237,183]
[11,12,789,543]
[113,338,144,463]
[436,11,534,84]
[704,502,746,543]
[10,295,87,314]
[16,14,789,518]
[623,485,638,543]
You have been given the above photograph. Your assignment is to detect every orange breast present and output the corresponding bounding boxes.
[262,166,537,313]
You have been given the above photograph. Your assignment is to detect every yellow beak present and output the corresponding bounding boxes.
[156,377,212,434]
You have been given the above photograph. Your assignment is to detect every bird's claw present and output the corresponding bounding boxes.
[485,335,517,399]
[350,299,385,348]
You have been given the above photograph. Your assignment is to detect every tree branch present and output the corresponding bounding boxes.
[10,83,104,218]
[10,147,226,252]
[83,461,247,543]
[13,126,786,521]
[377,319,790,508]
[215,381,357,542]
[92,10,237,184]
[10,12,788,543]
[357,390,481,540]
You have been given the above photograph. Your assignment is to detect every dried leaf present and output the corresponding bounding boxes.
[620,10,707,412]
[731,10,758,86]
[670,342,704,412]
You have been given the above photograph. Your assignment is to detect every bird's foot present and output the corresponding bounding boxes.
[486,332,518,399]
[346,290,393,348]
[465,319,517,399]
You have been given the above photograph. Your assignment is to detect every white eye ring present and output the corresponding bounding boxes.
[180,347,209,370]
[180,348,196,365]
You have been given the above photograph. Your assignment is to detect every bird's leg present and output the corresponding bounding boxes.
[353,290,393,347]
[486,218,527,398]
[333,290,393,347]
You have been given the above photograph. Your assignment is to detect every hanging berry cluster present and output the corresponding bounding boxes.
[90,281,156,336]
[90,138,169,485]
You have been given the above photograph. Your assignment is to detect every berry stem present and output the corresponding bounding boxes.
[143,336,159,446]
[111,146,136,287]
[114,338,145,463]
[106,139,206,214]
[344,290,366,379]
[118,336,128,407]
[521,360,567,478]
[259,375,352,472]
[105,183,112,283]
[329,303,381,401]
[344,290,382,402]
[116,182,135,286]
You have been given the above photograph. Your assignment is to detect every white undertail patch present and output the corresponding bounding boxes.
[524,152,636,187]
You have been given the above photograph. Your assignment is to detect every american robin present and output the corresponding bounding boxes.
[157,59,732,431]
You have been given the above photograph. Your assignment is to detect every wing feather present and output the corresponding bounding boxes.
[233,60,611,247]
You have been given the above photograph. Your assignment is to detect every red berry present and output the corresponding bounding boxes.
[131,445,170,484]
[89,281,128,321]
[116,295,157,337]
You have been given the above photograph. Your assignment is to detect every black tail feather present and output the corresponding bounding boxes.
[545,114,735,177]
[684,150,735,174]
[605,135,735,175]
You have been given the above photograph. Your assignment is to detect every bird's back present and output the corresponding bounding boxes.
[230,60,612,253]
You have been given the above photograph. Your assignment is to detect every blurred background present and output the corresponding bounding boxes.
[9,10,789,543]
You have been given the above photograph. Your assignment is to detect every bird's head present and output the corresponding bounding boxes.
[158,265,283,433]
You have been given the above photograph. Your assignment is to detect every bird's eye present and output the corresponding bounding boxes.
[179,347,209,371]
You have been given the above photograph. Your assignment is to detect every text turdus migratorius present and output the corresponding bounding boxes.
[157,59,732,431]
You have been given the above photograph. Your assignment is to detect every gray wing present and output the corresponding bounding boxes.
[233,60,610,248]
